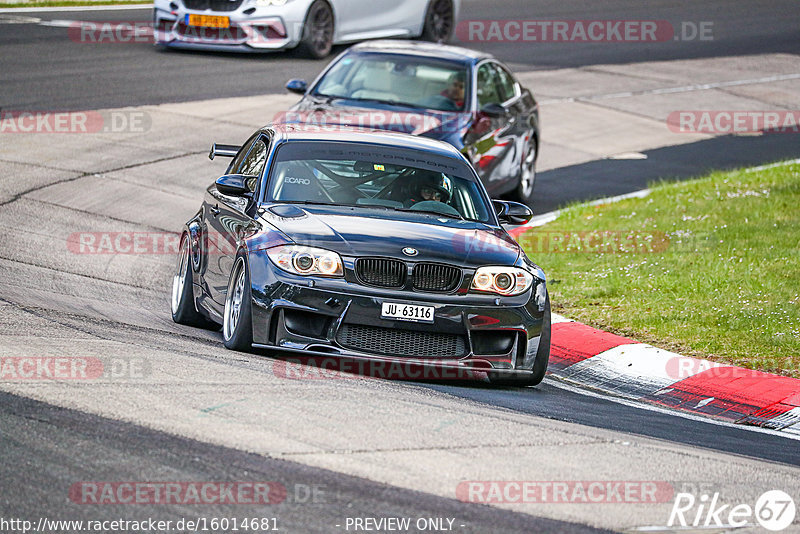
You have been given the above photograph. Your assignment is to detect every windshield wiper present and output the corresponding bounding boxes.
[396,208,464,220]
[345,97,419,109]
[312,93,341,105]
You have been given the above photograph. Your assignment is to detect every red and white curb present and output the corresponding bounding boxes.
[546,315,800,433]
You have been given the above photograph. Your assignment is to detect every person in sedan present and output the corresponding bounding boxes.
[441,72,466,110]
[406,172,453,206]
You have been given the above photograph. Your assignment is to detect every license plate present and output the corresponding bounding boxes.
[185,14,230,28]
[381,302,434,323]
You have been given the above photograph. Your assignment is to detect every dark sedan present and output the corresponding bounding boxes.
[281,40,541,206]
[171,125,550,385]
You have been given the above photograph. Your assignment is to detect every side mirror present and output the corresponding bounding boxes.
[286,79,308,94]
[480,103,507,118]
[493,199,533,225]
[215,174,253,197]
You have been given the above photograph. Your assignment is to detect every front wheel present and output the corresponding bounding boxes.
[223,256,253,351]
[297,0,334,59]
[421,0,454,43]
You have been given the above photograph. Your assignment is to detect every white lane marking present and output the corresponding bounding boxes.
[694,397,715,409]
[0,4,151,13]
[745,158,800,172]
[546,377,800,441]
[539,73,800,105]
[37,18,77,27]
[550,313,574,325]
[606,151,648,160]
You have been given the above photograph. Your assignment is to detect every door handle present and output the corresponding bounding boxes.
[210,205,220,216]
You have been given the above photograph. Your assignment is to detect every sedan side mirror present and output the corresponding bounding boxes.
[480,103,507,118]
[215,174,253,197]
[493,199,533,225]
[286,79,308,94]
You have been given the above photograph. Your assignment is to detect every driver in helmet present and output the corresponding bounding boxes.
[406,171,453,206]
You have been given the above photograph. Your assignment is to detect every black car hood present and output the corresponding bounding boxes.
[258,205,520,267]
[282,99,469,139]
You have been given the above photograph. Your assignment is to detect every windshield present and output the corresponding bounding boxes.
[313,53,469,112]
[265,141,493,223]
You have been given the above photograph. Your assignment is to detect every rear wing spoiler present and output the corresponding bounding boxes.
[208,143,240,160]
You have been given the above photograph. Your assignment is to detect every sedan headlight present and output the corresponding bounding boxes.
[470,266,533,296]
[255,0,289,6]
[267,245,343,277]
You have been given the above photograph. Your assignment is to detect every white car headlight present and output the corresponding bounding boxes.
[470,266,533,296]
[267,245,343,277]
[255,0,289,6]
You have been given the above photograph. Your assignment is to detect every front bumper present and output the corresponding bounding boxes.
[248,251,548,375]
[153,4,305,51]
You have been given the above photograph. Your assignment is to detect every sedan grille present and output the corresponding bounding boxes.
[183,0,243,12]
[413,263,461,292]
[355,258,405,288]
[337,324,467,358]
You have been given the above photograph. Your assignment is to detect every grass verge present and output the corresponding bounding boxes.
[519,161,800,377]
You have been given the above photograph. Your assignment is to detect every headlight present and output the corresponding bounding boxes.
[267,245,343,277]
[470,266,533,296]
[255,0,289,6]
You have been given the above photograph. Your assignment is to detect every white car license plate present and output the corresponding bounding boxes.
[381,302,434,323]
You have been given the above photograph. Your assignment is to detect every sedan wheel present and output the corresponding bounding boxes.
[511,142,537,206]
[223,256,253,351]
[298,0,334,59]
[421,0,454,43]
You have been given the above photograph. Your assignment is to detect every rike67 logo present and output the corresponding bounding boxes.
[668,490,796,531]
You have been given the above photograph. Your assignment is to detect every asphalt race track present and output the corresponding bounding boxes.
[1,1,800,532]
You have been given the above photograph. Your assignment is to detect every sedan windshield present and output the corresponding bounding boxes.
[266,141,493,223]
[313,53,469,112]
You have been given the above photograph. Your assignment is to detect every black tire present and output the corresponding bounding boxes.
[171,233,213,327]
[297,0,334,59]
[489,294,550,387]
[421,0,454,43]
[509,140,537,206]
[222,255,254,352]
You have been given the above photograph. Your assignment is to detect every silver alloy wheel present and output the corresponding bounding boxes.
[426,0,453,42]
[307,1,333,56]
[223,259,246,341]
[520,144,536,200]
[171,237,189,315]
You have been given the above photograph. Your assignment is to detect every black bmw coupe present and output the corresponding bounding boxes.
[171,125,550,386]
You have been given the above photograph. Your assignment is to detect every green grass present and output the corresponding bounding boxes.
[519,162,800,377]
[0,0,149,7]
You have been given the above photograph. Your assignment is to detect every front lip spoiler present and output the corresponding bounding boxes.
[251,344,536,378]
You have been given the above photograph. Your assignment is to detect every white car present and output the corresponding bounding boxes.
[153,0,459,58]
